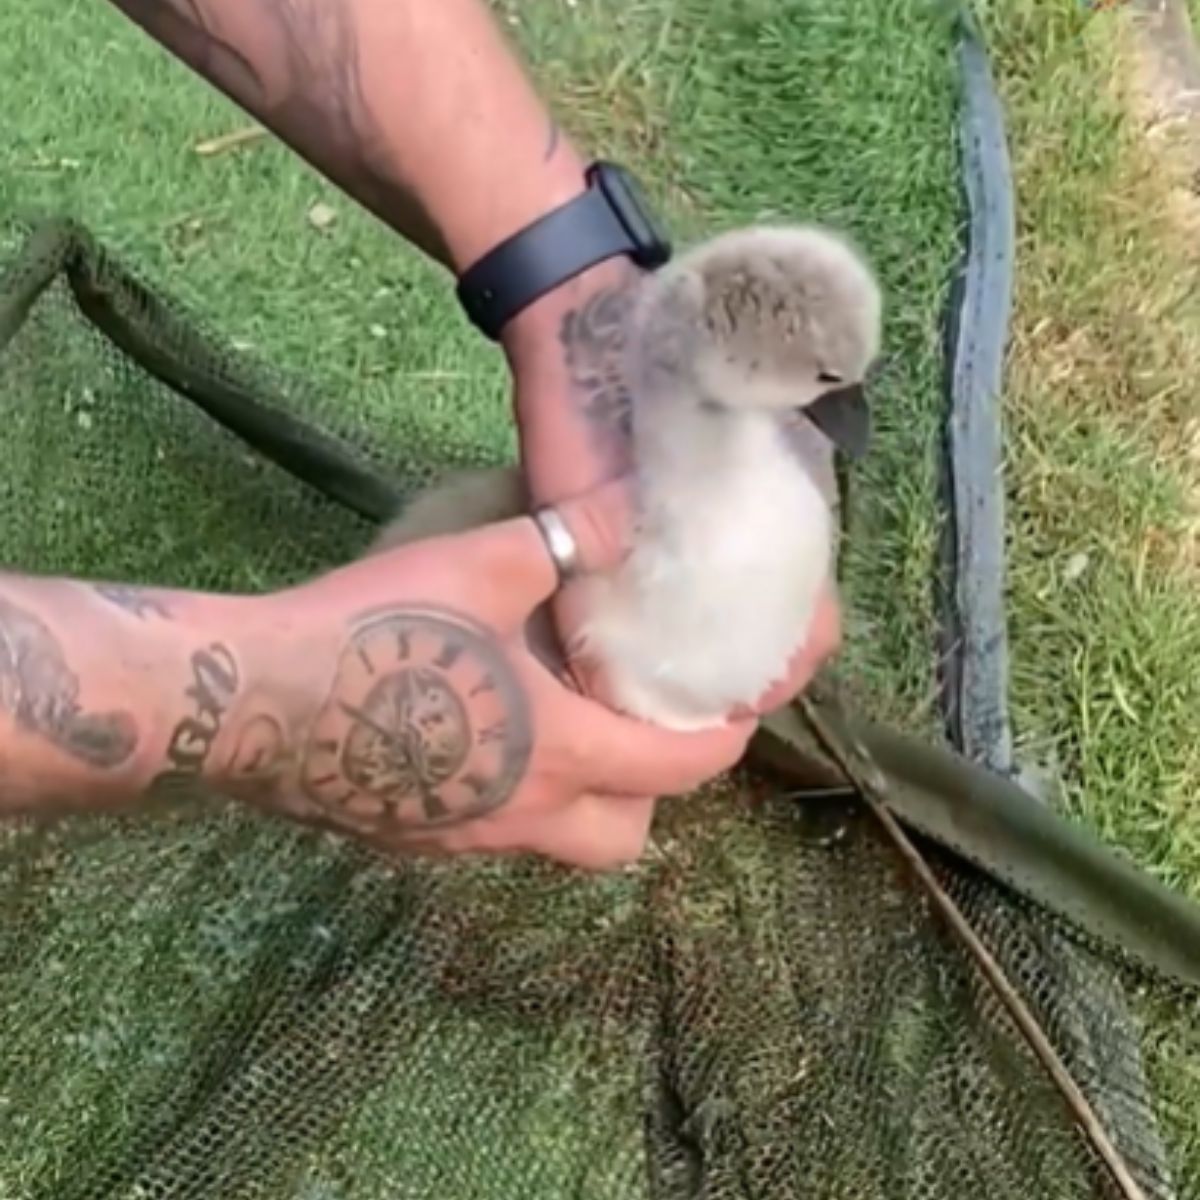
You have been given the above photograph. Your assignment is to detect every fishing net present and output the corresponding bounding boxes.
[1,53,1200,1185]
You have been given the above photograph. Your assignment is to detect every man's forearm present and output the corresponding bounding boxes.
[106,0,642,501]
[105,0,589,272]
[0,575,282,818]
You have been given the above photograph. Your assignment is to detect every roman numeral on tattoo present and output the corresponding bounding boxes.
[461,772,489,798]
[433,640,463,670]
[469,674,496,697]
[396,631,412,660]
[357,645,376,674]
[478,720,507,746]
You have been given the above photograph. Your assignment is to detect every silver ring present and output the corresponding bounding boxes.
[532,506,581,583]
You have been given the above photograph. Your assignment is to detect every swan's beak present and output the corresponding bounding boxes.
[805,382,870,461]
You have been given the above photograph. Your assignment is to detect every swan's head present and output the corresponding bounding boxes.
[635,224,882,420]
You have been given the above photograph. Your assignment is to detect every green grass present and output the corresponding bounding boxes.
[2,0,1200,1195]
[977,0,1200,902]
[979,0,1200,1179]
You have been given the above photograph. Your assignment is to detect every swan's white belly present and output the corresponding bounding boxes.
[577,419,831,730]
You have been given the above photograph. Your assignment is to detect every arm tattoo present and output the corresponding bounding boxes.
[559,285,638,442]
[110,0,443,253]
[151,644,240,789]
[92,584,173,621]
[110,1,262,96]
[300,607,532,832]
[228,712,286,774]
[0,595,138,769]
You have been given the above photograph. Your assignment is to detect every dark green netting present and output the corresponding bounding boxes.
[0,219,1198,1200]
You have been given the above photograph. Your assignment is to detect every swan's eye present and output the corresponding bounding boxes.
[817,370,843,384]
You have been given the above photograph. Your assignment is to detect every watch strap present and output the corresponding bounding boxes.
[456,182,639,341]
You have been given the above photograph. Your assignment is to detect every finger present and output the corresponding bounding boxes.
[415,789,655,871]
[472,476,635,624]
[558,692,757,797]
[532,793,657,871]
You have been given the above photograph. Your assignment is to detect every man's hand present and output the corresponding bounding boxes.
[0,481,751,871]
[231,479,755,870]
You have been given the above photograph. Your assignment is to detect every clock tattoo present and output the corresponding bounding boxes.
[301,608,532,831]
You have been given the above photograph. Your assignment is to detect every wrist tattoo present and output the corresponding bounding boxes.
[152,644,240,788]
[92,584,173,621]
[559,283,638,443]
[300,607,532,832]
[0,595,139,769]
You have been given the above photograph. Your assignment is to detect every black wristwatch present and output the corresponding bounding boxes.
[456,161,673,341]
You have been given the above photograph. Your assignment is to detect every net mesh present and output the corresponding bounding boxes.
[0,221,1198,1200]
